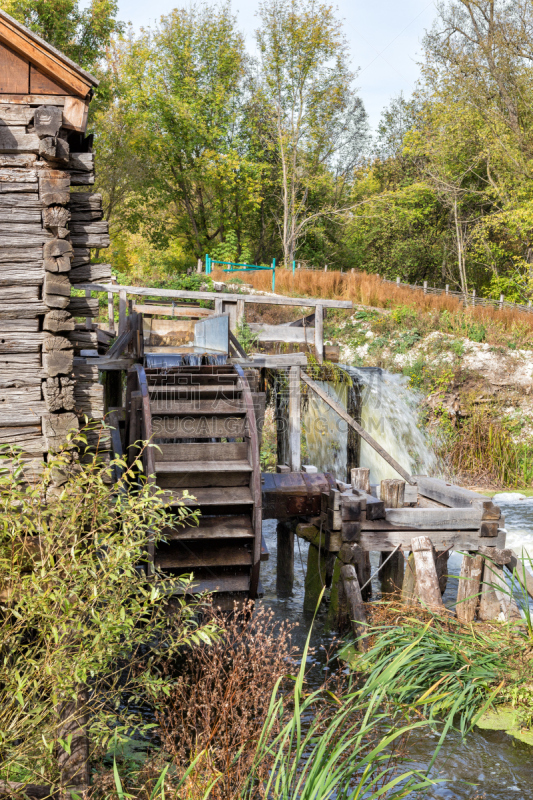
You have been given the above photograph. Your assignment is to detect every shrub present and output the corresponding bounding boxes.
[0,427,218,790]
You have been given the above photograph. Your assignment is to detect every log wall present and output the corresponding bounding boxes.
[0,101,111,466]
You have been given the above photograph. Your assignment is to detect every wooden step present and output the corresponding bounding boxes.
[163,514,254,540]
[156,460,252,474]
[156,542,252,569]
[152,414,247,438]
[161,486,253,506]
[171,574,251,594]
[157,442,248,461]
[150,386,242,398]
[151,400,244,415]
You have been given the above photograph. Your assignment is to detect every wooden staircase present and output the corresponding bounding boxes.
[125,363,263,598]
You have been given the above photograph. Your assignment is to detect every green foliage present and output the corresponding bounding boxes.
[0,0,123,71]
[0,427,218,786]
[236,319,259,355]
[211,231,253,265]
[357,615,515,738]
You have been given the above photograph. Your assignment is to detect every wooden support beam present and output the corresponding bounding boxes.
[118,288,126,336]
[456,553,483,622]
[351,467,370,493]
[411,535,444,610]
[288,365,301,472]
[314,303,324,363]
[301,370,413,483]
[73,282,353,309]
[340,564,367,650]
[379,479,405,593]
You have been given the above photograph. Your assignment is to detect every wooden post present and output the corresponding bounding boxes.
[118,288,127,336]
[445,284,449,294]
[456,552,483,622]
[315,303,324,363]
[288,365,301,472]
[236,298,245,329]
[401,553,417,605]
[275,373,289,468]
[346,381,361,482]
[351,467,370,493]
[499,293,504,311]
[107,290,115,334]
[411,535,444,610]
[478,560,503,620]
[57,689,90,796]
[197,257,203,273]
[215,296,223,315]
[423,280,427,294]
[340,564,367,650]
[276,520,294,598]
[396,276,400,286]
[379,479,405,593]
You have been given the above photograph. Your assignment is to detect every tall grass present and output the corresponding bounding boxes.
[356,613,515,740]
[214,267,533,340]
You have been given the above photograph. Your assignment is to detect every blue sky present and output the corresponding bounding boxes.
[117,0,437,130]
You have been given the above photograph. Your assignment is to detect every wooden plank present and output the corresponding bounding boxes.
[301,370,413,483]
[151,399,244,415]
[134,302,214,318]
[161,486,253,506]
[162,514,253,540]
[175,575,250,594]
[0,332,44,353]
[152,414,246,438]
[0,207,41,222]
[374,507,486,529]
[70,233,109,248]
[69,192,102,209]
[70,263,112,284]
[157,442,247,461]
[357,529,506,551]
[74,282,353,309]
[289,365,301,471]
[0,94,65,105]
[0,167,37,183]
[156,542,252,569]
[0,285,40,301]
[63,96,89,133]
[0,319,39,332]
[155,460,252,473]
[415,476,501,516]
[0,104,33,125]
[0,192,41,205]
[67,297,99,317]
[0,265,44,286]
[340,564,367,650]
[0,42,29,93]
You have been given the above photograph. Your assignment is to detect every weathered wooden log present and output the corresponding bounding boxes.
[351,467,370,493]
[0,206,42,222]
[57,688,90,793]
[0,181,37,193]
[68,330,98,349]
[0,285,40,301]
[44,376,75,411]
[0,104,34,126]
[0,192,41,206]
[70,233,110,248]
[411,535,444,610]
[69,263,111,283]
[0,318,39,332]
[42,205,70,228]
[0,232,49,246]
[69,221,108,235]
[68,297,99,317]
[456,553,483,622]
[478,545,512,565]
[0,385,42,404]
[0,332,44,353]
[70,208,102,222]
[44,272,71,297]
[0,366,45,387]
[478,560,502,621]
[72,247,90,267]
[0,425,46,453]
[34,105,63,137]
[43,412,79,450]
[0,780,58,798]
[39,136,69,164]
[69,171,95,186]
[44,239,72,259]
[0,265,43,285]
[415,477,501,518]
[340,564,367,650]
[0,301,48,318]
[68,153,94,172]
[44,254,71,273]
[43,349,74,378]
[69,192,102,210]
[43,310,75,333]
[39,173,70,206]
[381,478,405,507]
[0,167,38,185]
[0,127,40,153]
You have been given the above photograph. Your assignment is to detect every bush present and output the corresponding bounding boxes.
[0,427,218,790]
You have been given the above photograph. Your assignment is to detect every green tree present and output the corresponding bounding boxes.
[0,0,122,71]
[255,0,368,267]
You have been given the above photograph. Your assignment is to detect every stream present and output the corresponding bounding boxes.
[267,365,533,798]
[260,504,533,799]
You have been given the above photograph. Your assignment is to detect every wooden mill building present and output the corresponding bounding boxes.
[0,10,110,469]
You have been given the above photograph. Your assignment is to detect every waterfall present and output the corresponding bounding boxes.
[303,366,438,482]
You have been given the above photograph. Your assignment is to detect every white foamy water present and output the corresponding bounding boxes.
[344,366,438,483]
[302,379,349,478]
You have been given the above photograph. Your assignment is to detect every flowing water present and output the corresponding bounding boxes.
[303,366,438,481]
[265,366,532,797]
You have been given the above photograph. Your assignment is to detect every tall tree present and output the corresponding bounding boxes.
[255,0,367,267]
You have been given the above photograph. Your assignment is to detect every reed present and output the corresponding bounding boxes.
[214,268,533,338]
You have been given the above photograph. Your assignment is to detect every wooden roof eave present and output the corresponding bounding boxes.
[0,10,99,99]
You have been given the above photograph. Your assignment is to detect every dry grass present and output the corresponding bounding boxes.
[214,268,533,336]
